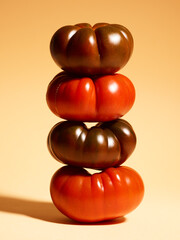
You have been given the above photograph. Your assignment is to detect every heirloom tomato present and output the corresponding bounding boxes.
[48,119,136,169]
[50,23,133,76]
[46,72,135,122]
[50,165,144,222]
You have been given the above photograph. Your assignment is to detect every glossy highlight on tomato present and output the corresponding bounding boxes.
[47,119,136,169]
[50,23,133,76]
[50,165,144,223]
[46,72,135,122]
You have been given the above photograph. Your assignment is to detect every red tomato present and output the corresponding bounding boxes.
[50,165,144,222]
[46,72,135,122]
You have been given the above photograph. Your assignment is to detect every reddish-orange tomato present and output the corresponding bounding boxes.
[50,165,144,222]
[46,72,135,122]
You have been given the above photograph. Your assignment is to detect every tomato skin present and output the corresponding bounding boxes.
[46,72,135,122]
[50,23,133,76]
[47,119,136,169]
[50,165,144,222]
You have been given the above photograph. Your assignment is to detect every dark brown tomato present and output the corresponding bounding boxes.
[47,119,136,169]
[50,23,133,76]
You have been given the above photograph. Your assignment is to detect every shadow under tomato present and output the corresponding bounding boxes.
[0,195,126,225]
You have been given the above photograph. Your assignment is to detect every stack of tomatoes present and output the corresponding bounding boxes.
[46,23,144,223]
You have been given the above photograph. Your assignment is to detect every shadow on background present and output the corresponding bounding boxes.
[0,195,126,225]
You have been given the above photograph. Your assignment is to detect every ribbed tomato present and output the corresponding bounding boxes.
[46,72,135,122]
[47,119,136,169]
[50,23,133,76]
[50,165,144,222]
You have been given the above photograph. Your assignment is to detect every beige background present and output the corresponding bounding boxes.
[0,0,180,239]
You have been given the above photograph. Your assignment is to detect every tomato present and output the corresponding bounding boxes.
[50,23,133,76]
[46,72,135,122]
[50,165,144,222]
[47,119,136,169]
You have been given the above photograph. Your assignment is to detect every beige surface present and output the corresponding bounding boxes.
[0,0,180,239]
